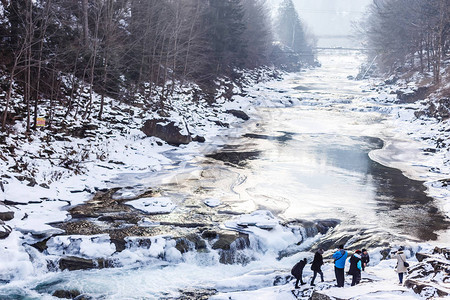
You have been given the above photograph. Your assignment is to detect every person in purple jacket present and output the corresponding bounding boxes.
[332,245,348,287]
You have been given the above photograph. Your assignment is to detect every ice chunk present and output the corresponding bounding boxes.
[204,198,221,207]
[125,197,175,214]
[46,234,116,258]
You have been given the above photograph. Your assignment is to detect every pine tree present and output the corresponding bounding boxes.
[205,0,247,74]
[275,0,313,62]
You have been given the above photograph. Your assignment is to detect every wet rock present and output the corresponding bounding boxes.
[110,238,126,252]
[192,135,205,143]
[201,230,217,240]
[59,256,97,271]
[59,256,113,271]
[0,210,14,221]
[315,219,340,234]
[0,221,12,239]
[174,288,217,300]
[212,233,248,251]
[175,234,207,254]
[206,150,261,166]
[142,119,192,146]
[226,109,250,121]
[52,289,81,299]
[310,291,345,300]
[175,239,191,254]
[31,237,50,252]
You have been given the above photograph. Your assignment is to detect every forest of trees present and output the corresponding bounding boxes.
[363,0,450,83]
[0,0,313,133]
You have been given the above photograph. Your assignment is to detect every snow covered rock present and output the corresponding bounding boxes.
[142,118,192,146]
[406,247,450,299]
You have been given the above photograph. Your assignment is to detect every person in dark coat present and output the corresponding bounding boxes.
[332,245,348,287]
[310,248,324,286]
[348,249,362,286]
[361,249,370,271]
[291,258,307,288]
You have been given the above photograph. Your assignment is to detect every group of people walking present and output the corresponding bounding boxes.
[292,245,371,288]
[292,245,409,288]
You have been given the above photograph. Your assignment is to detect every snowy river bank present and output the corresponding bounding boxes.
[0,51,449,299]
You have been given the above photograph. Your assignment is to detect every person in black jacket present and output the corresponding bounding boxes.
[361,249,370,271]
[291,258,307,288]
[348,249,362,286]
[310,248,324,286]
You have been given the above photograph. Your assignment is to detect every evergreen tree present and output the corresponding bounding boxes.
[204,0,247,74]
[275,0,313,63]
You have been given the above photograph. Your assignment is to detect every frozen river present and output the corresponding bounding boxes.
[1,51,448,299]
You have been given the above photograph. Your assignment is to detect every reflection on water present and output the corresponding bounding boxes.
[210,123,448,242]
[197,52,449,243]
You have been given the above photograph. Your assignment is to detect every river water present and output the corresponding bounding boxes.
[2,51,449,299]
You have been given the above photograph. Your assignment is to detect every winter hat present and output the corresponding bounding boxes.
[355,249,362,254]
[362,249,367,253]
[318,248,324,254]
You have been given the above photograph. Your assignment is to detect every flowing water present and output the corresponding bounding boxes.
[1,51,449,299]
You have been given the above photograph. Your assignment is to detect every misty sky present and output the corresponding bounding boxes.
[268,0,373,47]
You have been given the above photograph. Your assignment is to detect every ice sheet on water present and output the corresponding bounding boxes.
[233,210,279,229]
[112,185,148,200]
[125,197,176,214]
[204,198,221,207]
[46,234,116,258]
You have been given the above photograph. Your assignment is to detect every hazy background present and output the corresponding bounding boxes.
[269,0,373,47]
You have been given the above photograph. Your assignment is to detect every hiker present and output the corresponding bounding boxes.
[348,250,362,286]
[332,245,348,287]
[393,247,408,284]
[291,258,307,288]
[310,248,324,286]
[361,249,370,271]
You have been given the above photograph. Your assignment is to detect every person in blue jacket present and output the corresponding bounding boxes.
[332,245,348,287]
[348,249,362,286]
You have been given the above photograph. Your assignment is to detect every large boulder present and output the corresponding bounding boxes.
[142,119,192,146]
[226,110,250,121]
[0,210,14,222]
